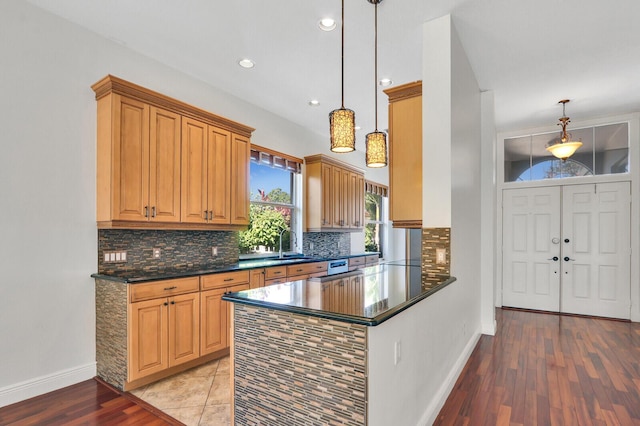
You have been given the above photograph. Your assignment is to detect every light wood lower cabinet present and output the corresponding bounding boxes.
[200,283,250,356]
[200,271,250,356]
[128,288,200,382]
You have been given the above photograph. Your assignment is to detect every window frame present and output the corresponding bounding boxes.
[240,146,303,260]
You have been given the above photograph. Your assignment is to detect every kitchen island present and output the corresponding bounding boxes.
[222,262,455,426]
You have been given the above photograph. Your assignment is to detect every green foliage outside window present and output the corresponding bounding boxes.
[240,188,292,254]
[365,192,381,254]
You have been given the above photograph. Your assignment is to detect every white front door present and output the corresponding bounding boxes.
[502,186,561,311]
[561,182,631,319]
[502,182,631,319]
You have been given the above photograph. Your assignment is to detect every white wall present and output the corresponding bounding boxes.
[0,0,398,406]
[480,91,497,334]
[367,15,483,425]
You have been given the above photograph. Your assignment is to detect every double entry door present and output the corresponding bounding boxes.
[502,182,631,319]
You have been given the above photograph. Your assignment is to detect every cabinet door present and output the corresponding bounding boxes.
[230,134,250,225]
[208,126,232,224]
[181,117,209,223]
[200,288,228,355]
[355,174,364,228]
[168,292,200,367]
[249,268,265,289]
[342,169,351,228]
[113,96,150,221]
[129,298,168,381]
[388,92,422,227]
[331,278,347,313]
[321,163,334,227]
[348,275,364,316]
[332,166,343,227]
[348,172,364,228]
[149,107,181,223]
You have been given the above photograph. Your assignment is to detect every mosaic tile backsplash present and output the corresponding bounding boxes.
[302,232,351,257]
[98,230,239,274]
[422,227,451,276]
[233,303,367,425]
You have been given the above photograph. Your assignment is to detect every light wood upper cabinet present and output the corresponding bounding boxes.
[384,81,422,228]
[231,134,250,225]
[149,107,182,223]
[97,94,181,223]
[181,117,209,224]
[181,118,233,225]
[92,75,254,230]
[304,154,364,232]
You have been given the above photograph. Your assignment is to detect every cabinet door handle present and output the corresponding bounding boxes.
[274,271,282,275]
[164,286,178,290]
[316,266,323,269]
[296,269,303,272]
[151,206,156,218]
[170,301,175,305]
[209,211,213,220]
[163,302,168,306]
[224,278,234,282]
[144,206,149,218]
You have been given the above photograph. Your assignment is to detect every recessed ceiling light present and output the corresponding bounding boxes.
[308,99,320,106]
[379,78,392,87]
[355,126,361,130]
[238,58,255,69]
[319,18,336,31]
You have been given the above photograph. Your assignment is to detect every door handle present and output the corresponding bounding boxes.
[548,256,559,261]
[564,256,575,262]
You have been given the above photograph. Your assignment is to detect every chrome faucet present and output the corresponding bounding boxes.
[278,227,289,259]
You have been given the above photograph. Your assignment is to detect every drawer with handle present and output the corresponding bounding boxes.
[365,254,379,265]
[130,277,200,302]
[348,256,366,269]
[265,266,287,280]
[201,270,250,290]
[287,261,328,278]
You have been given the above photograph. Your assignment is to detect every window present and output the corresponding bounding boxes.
[239,147,302,258]
[365,181,388,258]
[504,122,629,183]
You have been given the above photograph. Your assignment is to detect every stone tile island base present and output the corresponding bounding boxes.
[232,304,367,425]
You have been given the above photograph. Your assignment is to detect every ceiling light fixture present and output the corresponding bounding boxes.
[329,0,356,153]
[319,18,336,31]
[546,99,582,161]
[365,0,387,168]
[238,58,255,69]
[308,99,320,106]
[379,78,392,87]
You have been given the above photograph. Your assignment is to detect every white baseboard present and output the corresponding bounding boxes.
[418,331,482,426]
[482,319,497,336]
[0,362,96,408]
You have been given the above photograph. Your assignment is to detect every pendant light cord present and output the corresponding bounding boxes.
[374,1,379,131]
[340,0,345,109]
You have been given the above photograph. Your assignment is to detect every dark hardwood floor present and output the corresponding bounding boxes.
[435,308,640,425]
[0,378,183,426]
[3,308,640,425]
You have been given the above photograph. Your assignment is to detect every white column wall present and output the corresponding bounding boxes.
[367,14,483,425]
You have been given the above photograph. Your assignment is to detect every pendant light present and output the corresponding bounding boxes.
[546,99,582,161]
[329,0,356,153]
[365,0,387,168]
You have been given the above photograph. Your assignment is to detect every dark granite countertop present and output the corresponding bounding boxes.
[91,252,380,284]
[222,262,456,326]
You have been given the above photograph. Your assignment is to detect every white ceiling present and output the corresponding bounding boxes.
[25,0,640,152]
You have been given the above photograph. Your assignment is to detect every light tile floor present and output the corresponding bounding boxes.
[130,356,231,426]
